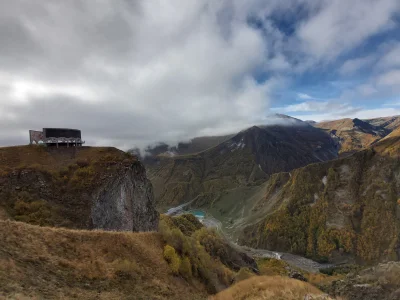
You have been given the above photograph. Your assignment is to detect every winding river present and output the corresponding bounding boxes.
[166,204,334,273]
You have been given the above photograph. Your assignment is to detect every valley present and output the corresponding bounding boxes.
[1,114,400,300]
[166,205,335,273]
[147,114,400,266]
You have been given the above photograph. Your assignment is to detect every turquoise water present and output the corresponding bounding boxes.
[191,210,205,219]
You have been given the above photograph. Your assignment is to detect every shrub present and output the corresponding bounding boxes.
[179,256,192,279]
[13,199,54,226]
[163,245,181,274]
[159,216,238,292]
[76,159,90,168]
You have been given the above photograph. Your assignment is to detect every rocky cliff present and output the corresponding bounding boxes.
[0,145,158,231]
[240,129,400,264]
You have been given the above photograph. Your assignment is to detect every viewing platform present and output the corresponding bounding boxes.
[29,128,85,147]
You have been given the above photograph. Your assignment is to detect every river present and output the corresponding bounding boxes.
[166,204,334,273]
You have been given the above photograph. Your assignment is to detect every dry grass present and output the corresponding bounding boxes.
[210,276,328,300]
[0,145,134,172]
[0,220,206,300]
[257,258,289,276]
[305,273,343,289]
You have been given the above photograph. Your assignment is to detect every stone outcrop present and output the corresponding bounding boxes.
[91,160,159,231]
[325,262,400,300]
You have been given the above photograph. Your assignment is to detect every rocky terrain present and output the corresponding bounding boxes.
[0,145,158,231]
[322,261,400,300]
[240,127,400,264]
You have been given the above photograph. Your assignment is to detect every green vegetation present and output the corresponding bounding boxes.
[256,258,289,276]
[159,214,250,293]
[163,245,181,274]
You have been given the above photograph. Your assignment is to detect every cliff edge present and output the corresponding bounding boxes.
[0,145,159,231]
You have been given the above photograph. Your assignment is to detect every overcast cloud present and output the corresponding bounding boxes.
[1,0,400,149]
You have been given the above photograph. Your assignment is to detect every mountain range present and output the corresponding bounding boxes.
[2,114,400,299]
[143,114,400,265]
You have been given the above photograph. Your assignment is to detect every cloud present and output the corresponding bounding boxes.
[377,42,400,69]
[0,0,399,150]
[356,84,378,96]
[339,55,376,75]
[293,107,400,122]
[297,0,398,60]
[274,100,360,116]
[377,70,400,87]
[0,0,281,150]
[297,93,313,100]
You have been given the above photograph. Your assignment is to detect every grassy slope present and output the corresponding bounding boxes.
[240,132,400,263]
[365,115,400,131]
[0,220,206,300]
[210,276,328,300]
[0,145,141,228]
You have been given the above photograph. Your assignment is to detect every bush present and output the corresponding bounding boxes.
[163,245,181,274]
[179,256,192,279]
[13,199,54,226]
[159,215,249,293]
[76,159,90,168]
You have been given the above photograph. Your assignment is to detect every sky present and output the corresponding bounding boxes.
[1,0,400,149]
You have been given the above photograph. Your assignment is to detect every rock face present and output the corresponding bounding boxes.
[325,262,400,300]
[91,161,159,231]
[240,130,400,263]
[0,146,159,232]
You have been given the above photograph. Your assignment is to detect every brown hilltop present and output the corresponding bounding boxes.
[315,118,390,156]
[0,145,159,231]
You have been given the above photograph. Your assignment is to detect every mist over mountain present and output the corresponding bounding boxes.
[2,0,400,299]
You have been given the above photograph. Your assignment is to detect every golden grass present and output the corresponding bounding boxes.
[257,258,288,276]
[0,220,206,300]
[209,276,328,300]
[0,145,134,172]
[305,273,343,289]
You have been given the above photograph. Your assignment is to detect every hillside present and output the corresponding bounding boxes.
[0,212,264,299]
[365,115,400,131]
[315,118,389,156]
[0,145,158,231]
[0,220,205,299]
[148,118,338,209]
[211,276,331,300]
[239,130,400,264]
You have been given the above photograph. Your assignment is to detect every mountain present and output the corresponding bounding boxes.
[147,116,339,209]
[0,145,158,231]
[315,118,390,156]
[239,128,400,264]
[364,115,400,130]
